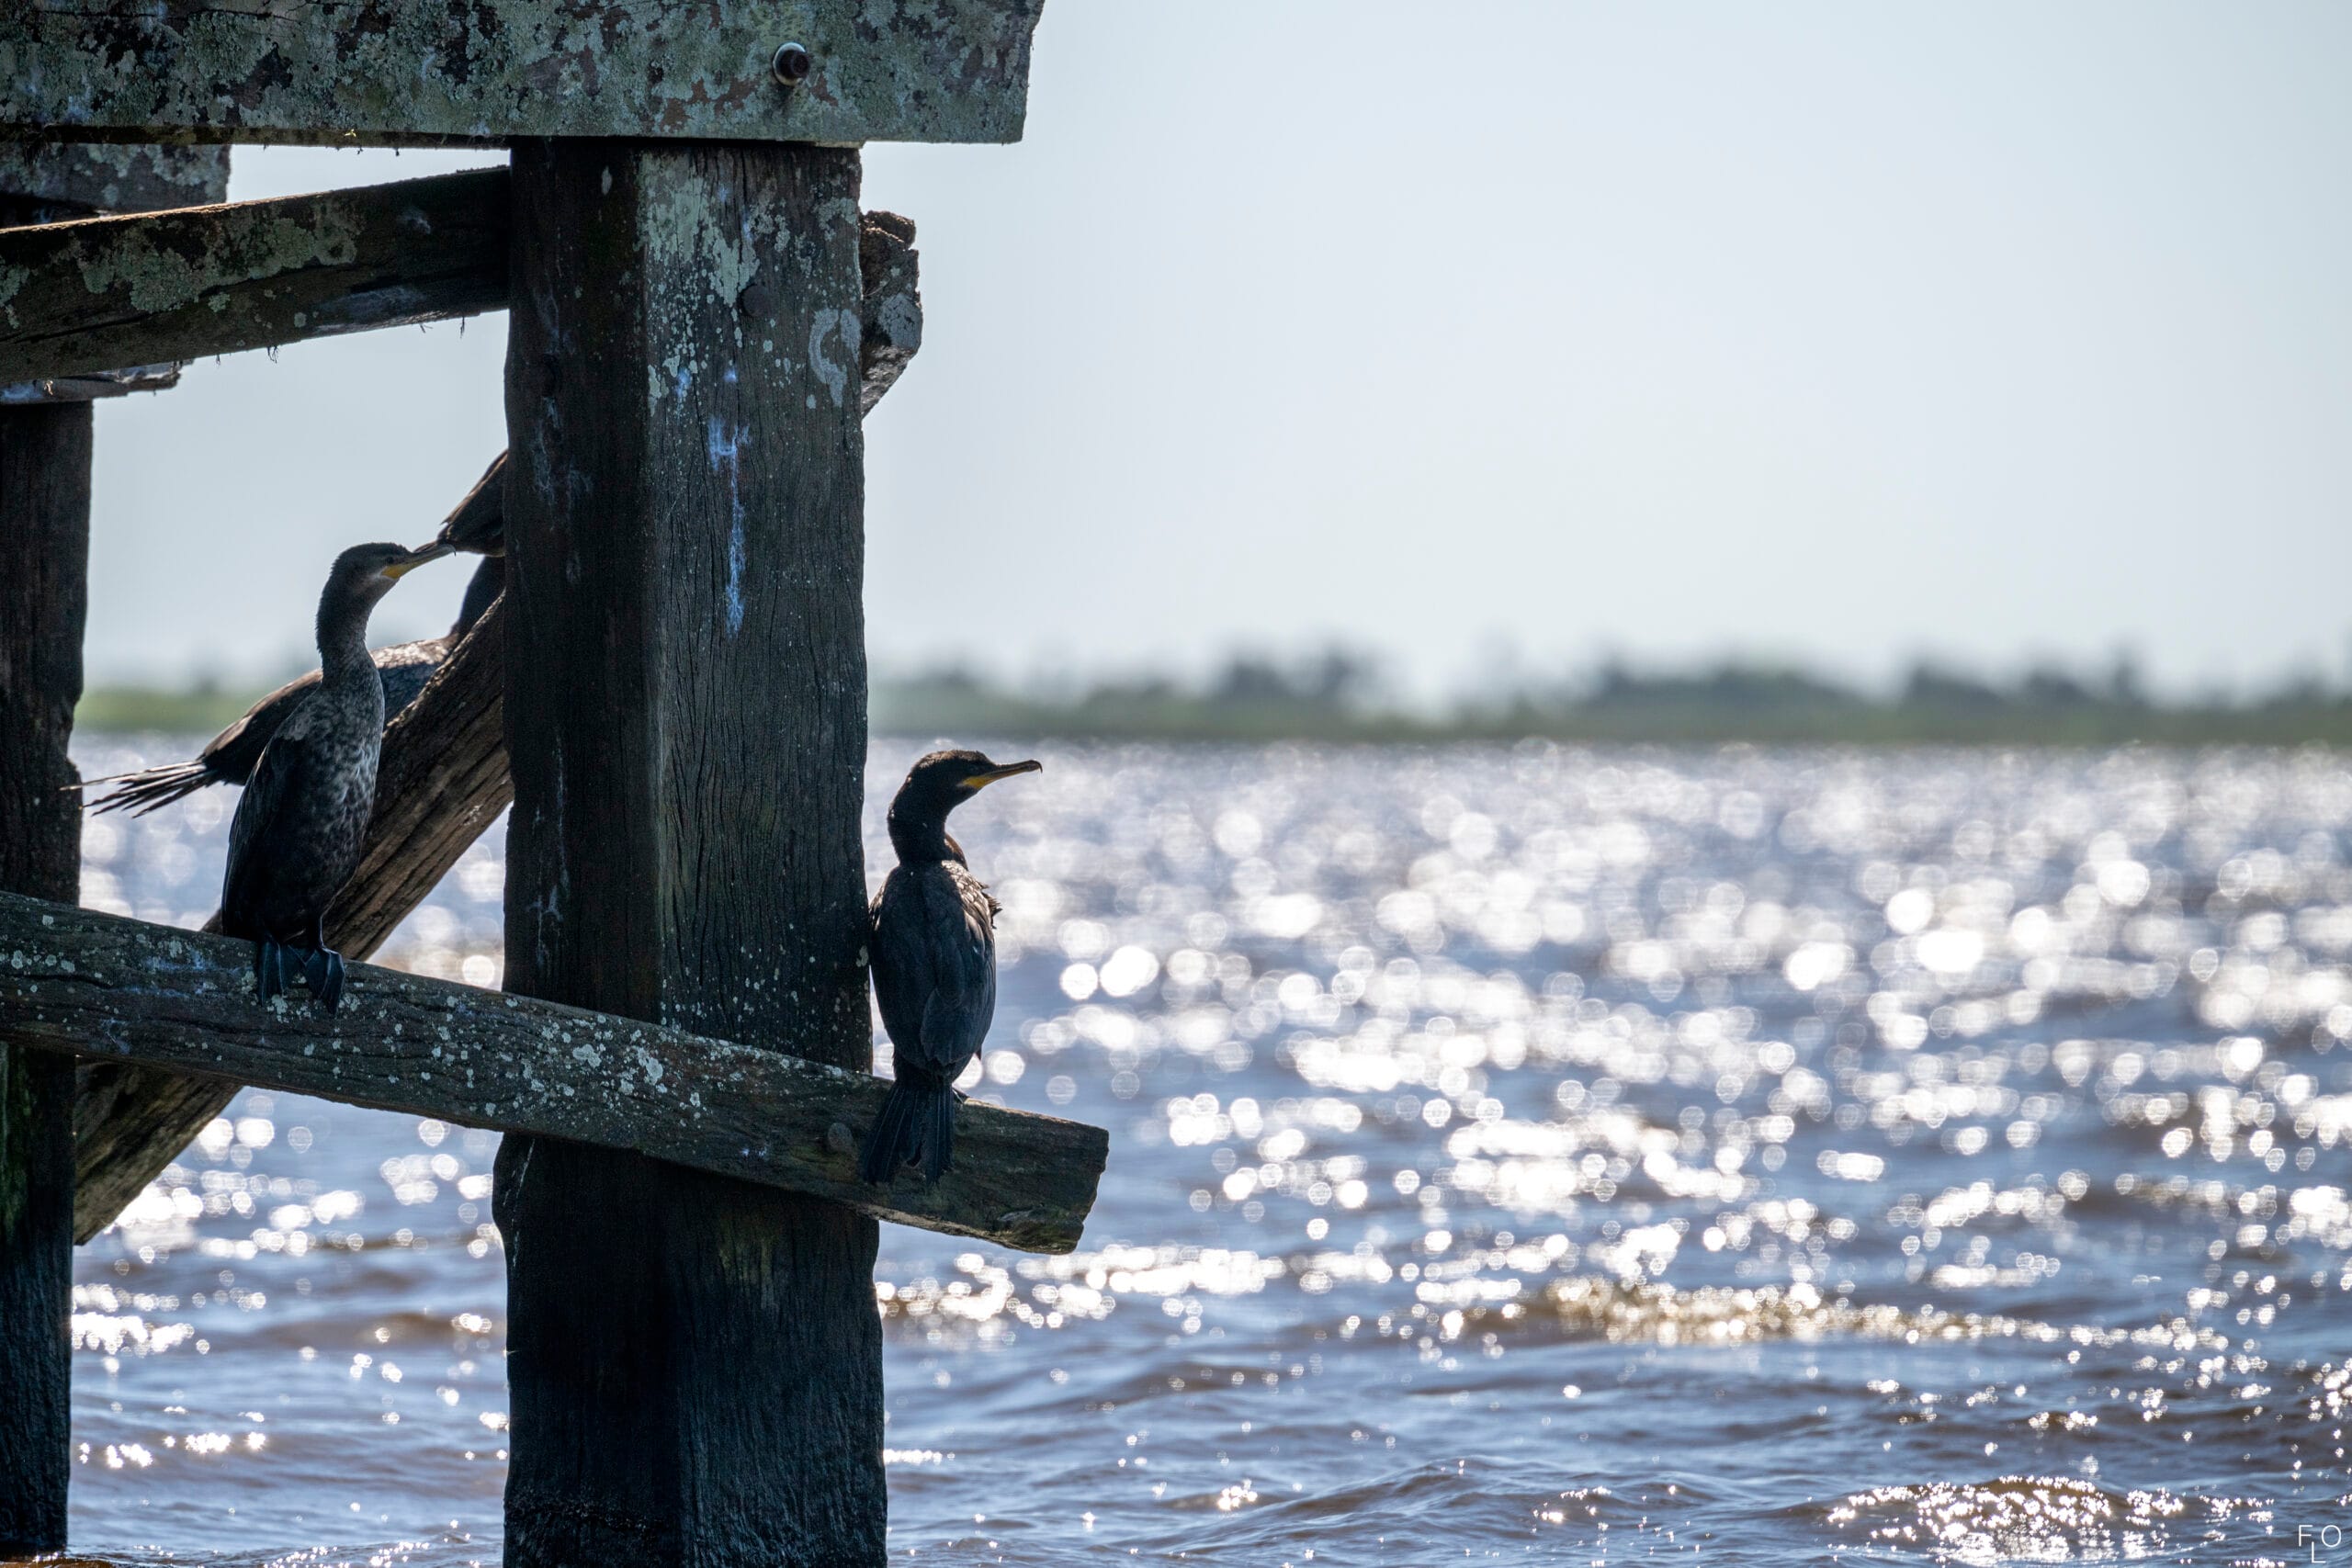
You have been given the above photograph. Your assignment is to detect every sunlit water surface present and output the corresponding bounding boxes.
[47,740,2352,1565]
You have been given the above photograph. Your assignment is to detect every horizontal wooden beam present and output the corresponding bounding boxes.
[0,173,932,401]
[0,170,507,389]
[6,892,1104,1254]
[0,2,1042,149]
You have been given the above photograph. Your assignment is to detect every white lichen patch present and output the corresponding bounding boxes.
[68,202,364,317]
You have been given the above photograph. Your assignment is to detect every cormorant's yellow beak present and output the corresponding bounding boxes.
[962,759,1043,791]
[383,540,456,580]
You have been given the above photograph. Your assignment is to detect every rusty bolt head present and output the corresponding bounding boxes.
[772,42,813,86]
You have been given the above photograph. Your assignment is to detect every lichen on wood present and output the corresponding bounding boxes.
[0,1,1044,150]
[0,144,229,406]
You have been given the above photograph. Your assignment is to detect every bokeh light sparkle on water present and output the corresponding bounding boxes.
[55,739,2352,1564]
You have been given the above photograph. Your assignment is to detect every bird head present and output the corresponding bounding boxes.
[328,539,453,608]
[888,750,1042,861]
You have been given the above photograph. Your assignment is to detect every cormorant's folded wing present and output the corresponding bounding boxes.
[913,870,998,1067]
[221,706,330,915]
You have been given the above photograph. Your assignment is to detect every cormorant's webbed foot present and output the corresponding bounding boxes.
[303,947,347,1013]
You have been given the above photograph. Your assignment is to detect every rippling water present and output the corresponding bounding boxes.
[50,740,2352,1565]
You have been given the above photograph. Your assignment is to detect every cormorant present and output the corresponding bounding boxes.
[82,552,503,816]
[859,750,1043,1185]
[220,539,450,1010]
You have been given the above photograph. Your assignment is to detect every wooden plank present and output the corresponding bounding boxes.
[0,2,1043,150]
[0,170,508,388]
[498,138,884,1562]
[3,892,1105,1254]
[0,395,86,1551]
[68,206,923,1241]
[0,177,929,416]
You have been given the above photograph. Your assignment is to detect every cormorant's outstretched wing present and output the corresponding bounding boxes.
[83,670,318,814]
[86,633,458,817]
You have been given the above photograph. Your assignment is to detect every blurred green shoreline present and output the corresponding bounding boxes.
[80,656,2352,748]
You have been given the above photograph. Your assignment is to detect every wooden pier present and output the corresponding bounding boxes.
[0,4,1074,1562]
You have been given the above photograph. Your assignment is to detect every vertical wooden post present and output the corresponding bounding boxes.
[0,144,226,1550]
[0,400,87,1552]
[495,140,882,1563]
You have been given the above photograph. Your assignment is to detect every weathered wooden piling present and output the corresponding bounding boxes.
[0,390,84,1557]
[0,142,226,1555]
[496,138,887,1562]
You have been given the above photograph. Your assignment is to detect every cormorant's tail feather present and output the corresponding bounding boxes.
[82,762,215,817]
[921,1082,956,1184]
[859,1076,957,1186]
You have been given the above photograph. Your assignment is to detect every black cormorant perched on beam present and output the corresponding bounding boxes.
[220,539,450,1010]
[860,750,1043,1185]
[82,552,503,817]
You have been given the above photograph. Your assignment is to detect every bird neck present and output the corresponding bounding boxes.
[316,590,378,682]
[888,806,964,866]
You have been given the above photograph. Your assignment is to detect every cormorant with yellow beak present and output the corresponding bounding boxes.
[860,750,1043,1184]
[220,539,450,1010]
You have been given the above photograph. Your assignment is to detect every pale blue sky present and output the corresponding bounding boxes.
[83,3,2352,698]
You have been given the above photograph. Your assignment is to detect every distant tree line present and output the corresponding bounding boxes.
[871,647,2352,745]
[76,646,2352,745]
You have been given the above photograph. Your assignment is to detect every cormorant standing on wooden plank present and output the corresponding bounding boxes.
[220,540,449,1010]
[81,553,503,817]
[860,750,1042,1184]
